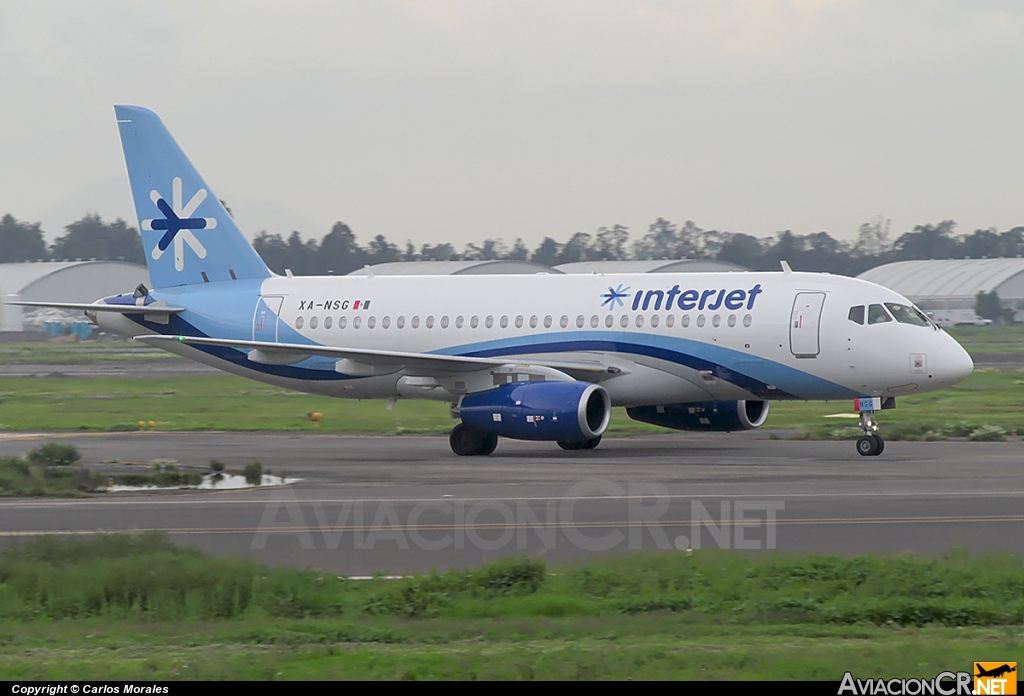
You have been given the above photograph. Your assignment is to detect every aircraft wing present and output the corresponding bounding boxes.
[7,301,185,314]
[137,334,611,376]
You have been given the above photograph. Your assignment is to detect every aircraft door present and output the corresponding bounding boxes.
[253,295,284,343]
[790,292,826,358]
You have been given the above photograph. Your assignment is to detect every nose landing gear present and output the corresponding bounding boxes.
[854,400,886,456]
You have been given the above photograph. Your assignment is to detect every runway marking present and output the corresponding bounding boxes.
[0,514,1022,537]
[0,489,1022,509]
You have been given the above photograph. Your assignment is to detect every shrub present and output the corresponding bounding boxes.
[244,461,263,486]
[968,425,1007,442]
[210,459,226,473]
[27,443,80,466]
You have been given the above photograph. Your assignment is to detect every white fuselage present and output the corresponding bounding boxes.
[97,270,974,407]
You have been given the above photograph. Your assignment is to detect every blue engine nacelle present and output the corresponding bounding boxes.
[458,381,611,442]
[626,400,770,432]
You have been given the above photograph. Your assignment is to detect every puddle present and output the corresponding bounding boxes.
[105,473,301,493]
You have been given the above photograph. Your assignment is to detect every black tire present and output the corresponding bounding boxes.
[856,435,878,457]
[480,433,498,456]
[557,440,581,451]
[579,435,602,450]
[873,435,884,455]
[450,424,485,456]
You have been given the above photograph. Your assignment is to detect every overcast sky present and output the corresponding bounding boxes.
[1,0,1022,249]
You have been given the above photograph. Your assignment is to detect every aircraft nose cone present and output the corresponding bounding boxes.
[938,337,974,386]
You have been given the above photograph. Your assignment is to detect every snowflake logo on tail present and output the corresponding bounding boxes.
[600,284,631,310]
[141,177,218,271]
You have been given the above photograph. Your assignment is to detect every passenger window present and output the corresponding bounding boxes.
[544,315,552,328]
[530,315,538,328]
[382,316,390,329]
[456,315,464,328]
[848,305,865,325]
[560,315,569,329]
[397,316,405,329]
[515,315,523,329]
[605,315,614,328]
[353,316,361,329]
[590,315,599,328]
[500,315,508,328]
[650,315,660,328]
[470,315,479,328]
[426,315,434,328]
[440,315,449,328]
[712,314,721,328]
[666,315,675,328]
[295,317,304,329]
[696,315,706,328]
[576,315,585,328]
[324,316,332,329]
[727,315,736,327]
[868,304,892,324]
[411,316,420,329]
[681,315,690,328]
[367,316,376,329]
[635,315,644,328]
[339,316,347,329]
[485,316,493,328]
[310,316,318,329]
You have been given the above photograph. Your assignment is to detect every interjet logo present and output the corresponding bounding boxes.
[141,177,218,272]
[600,284,631,310]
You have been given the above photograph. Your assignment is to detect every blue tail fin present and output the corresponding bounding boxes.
[114,105,271,289]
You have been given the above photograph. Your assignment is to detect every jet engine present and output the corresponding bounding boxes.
[626,400,769,432]
[457,381,611,442]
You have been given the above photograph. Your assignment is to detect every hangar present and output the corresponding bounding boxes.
[347,260,560,275]
[858,258,1024,323]
[0,260,150,331]
[349,258,746,277]
[554,259,745,274]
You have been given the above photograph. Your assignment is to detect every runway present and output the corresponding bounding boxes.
[0,431,1021,575]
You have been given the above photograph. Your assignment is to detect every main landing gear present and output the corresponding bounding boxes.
[448,426,604,456]
[855,409,884,457]
[557,436,602,451]
[449,424,498,456]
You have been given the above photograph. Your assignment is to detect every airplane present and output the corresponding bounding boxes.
[12,105,975,457]
[975,664,1016,679]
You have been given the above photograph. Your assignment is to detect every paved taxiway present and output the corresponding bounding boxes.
[0,432,1020,575]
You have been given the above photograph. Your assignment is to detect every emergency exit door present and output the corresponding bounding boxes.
[790,292,826,358]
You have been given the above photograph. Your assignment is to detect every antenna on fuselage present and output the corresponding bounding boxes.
[780,260,793,274]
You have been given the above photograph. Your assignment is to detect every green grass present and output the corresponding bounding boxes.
[766,366,1024,439]
[0,621,1016,680]
[0,534,1020,679]
[0,368,1023,438]
[0,457,97,497]
[947,325,1024,353]
[0,341,174,364]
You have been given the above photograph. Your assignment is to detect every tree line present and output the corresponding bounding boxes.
[0,214,144,265]
[4,212,1024,277]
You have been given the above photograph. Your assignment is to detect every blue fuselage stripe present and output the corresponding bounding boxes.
[129,314,856,400]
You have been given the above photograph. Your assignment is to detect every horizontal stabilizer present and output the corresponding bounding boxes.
[7,301,185,314]
[137,335,610,376]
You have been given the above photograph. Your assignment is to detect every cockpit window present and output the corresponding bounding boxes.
[848,305,865,325]
[867,304,892,324]
[884,302,931,327]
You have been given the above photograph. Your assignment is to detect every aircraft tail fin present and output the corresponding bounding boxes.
[114,105,271,289]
